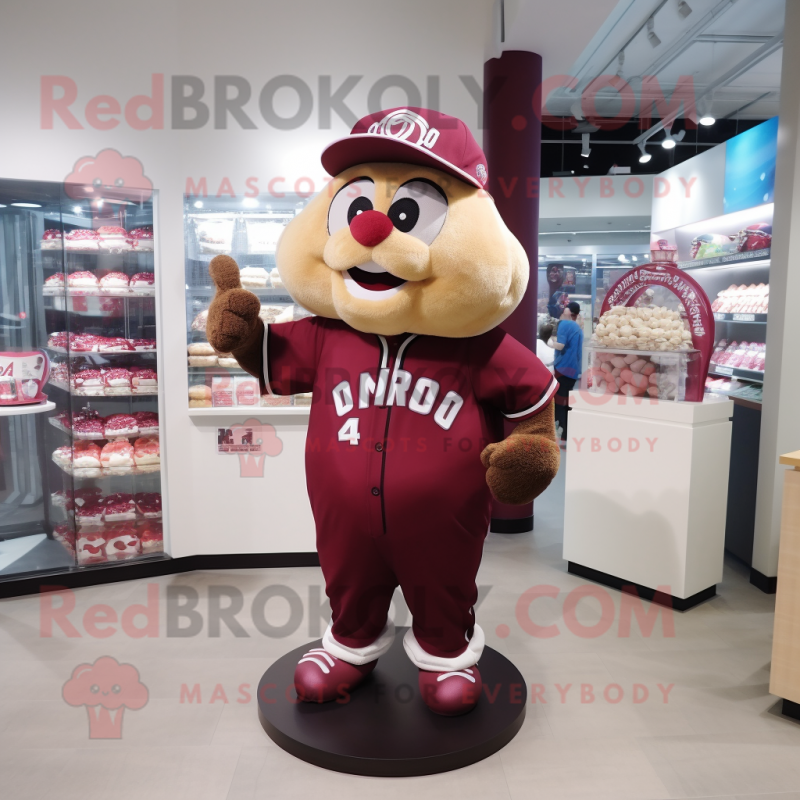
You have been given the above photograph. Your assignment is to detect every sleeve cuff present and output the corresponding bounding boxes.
[502,375,559,420]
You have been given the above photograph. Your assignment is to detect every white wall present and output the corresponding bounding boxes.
[650,144,727,234]
[0,0,495,557]
[539,175,655,219]
[753,0,800,580]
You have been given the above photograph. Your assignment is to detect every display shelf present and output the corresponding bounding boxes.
[732,396,762,411]
[709,366,764,383]
[188,287,292,301]
[187,364,246,372]
[47,416,160,440]
[45,346,157,357]
[713,313,768,324]
[47,381,158,397]
[0,400,55,417]
[679,254,771,271]
[44,290,156,299]
[188,405,311,417]
[51,456,161,478]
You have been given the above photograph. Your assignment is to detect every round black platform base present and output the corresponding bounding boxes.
[257,627,527,777]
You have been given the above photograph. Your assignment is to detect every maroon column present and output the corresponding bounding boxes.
[483,50,542,534]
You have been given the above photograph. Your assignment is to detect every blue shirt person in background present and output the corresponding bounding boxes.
[548,302,584,444]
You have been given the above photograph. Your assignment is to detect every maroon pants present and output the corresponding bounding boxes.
[318,514,485,661]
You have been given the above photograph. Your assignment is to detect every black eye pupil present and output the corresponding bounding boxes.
[388,198,419,233]
[347,197,373,225]
[90,685,99,693]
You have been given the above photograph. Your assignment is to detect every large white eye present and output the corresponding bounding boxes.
[327,178,375,235]
[387,179,448,246]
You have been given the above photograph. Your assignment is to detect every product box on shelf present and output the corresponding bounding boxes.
[0,350,50,406]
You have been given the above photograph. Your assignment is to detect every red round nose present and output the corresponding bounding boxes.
[349,209,393,248]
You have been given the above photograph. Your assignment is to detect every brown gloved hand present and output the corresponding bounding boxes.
[480,401,561,505]
[206,255,262,355]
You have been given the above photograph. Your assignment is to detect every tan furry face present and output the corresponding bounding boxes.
[275,163,528,338]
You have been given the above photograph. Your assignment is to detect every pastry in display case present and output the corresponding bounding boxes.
[0,178,166,580]
[586,242,715,403]
[183,193,313,409]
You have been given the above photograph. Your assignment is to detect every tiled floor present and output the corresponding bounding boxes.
[0,460,796,800]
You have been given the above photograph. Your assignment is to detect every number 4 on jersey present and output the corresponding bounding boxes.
[337,418,361,446]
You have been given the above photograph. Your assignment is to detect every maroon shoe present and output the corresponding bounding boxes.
[418,666,482,716]
[294,648,376,703]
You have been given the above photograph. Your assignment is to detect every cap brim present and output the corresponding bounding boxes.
[321,134,484,190]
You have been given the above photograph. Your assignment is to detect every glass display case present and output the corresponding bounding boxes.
[0,178,165,580]
[183,192,313,410]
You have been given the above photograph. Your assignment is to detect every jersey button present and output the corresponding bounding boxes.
[375,442,383,452]
[371,487,380,496]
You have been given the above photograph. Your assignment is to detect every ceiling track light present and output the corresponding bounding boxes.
[581,133,591,158]
[638,141,652,163]
[647,16,661,48]
[698,92,716,126]
[678,0,693,19]
[661,128,686,150]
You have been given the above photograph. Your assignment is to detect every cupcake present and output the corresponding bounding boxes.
[76,502,104,528]
[130,272,155,292]
[43,273,65,295]
[65,229,102,252]
[98,337,134,353]
[104,413,138,438]
[103,368,132,395]
[131,367,158,394]
[100,439,135,470]
[73,441,103,476]
[133,436,160,467]
[135,492,162,519]
[103,493,137,521]
[72,416,105,439]
[67,271,100,295]
[129,226,154,251]
[97,226,132,253]
[41,229,63,251]
[132,411,158,435]
[99,271,130,295]
[71,368,105,396]
[104,526,141,560]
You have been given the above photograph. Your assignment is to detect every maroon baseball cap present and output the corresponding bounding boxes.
[321,107,488,190]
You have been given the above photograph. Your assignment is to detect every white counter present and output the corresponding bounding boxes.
[563,391,733,603]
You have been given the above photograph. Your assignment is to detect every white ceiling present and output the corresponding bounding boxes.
[501,0,623,80]
[504,0,784,121]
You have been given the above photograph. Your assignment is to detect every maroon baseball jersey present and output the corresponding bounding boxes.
[264,318,557,539]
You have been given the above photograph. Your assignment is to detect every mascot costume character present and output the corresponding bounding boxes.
[206,107,561,716]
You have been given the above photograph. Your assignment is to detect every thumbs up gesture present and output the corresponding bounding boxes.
[205,256,262,354]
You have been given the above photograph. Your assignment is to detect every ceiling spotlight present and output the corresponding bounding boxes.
[697,92,716,126]
[662,128,686,149]
[647,17,661,48]
[638,141,652,163]
[617,50,626,78]
[678,0,693,19]
[581,133,591,158]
